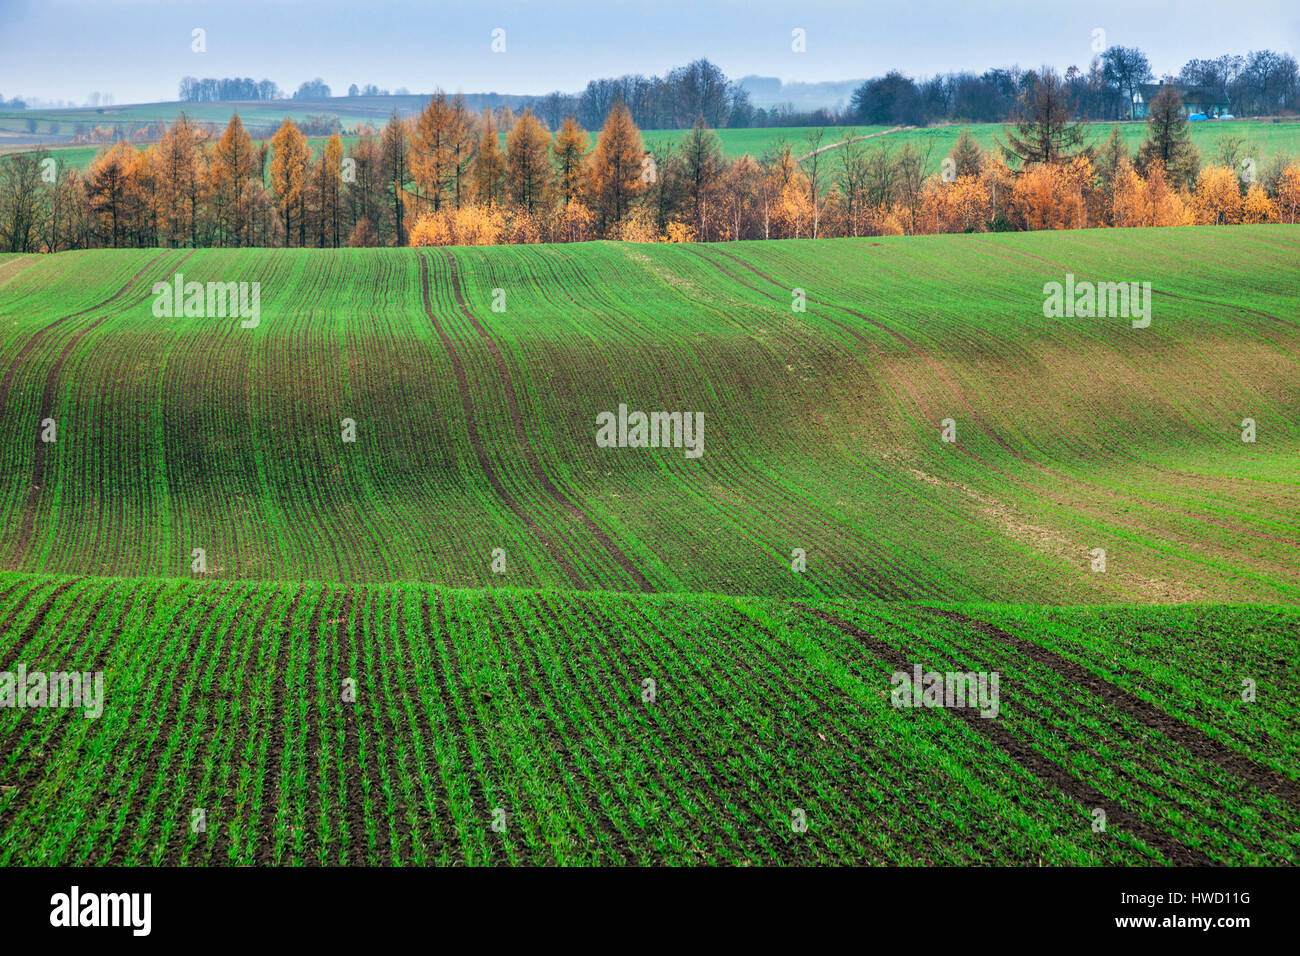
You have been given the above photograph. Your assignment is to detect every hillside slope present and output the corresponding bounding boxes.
[0,228,1297,602]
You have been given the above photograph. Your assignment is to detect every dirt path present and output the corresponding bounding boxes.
[798,604,1217,865]
[797,126,910,163]
[920,607,1300,811]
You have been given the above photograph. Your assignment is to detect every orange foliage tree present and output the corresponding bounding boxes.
[588,102,644,233]
[1194,165,1243,225]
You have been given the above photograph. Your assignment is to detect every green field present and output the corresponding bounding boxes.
[8,115,1300,175]
[0,96,425,138]
[0,575,1295,864]
[1,230,1296,600]
[0,227,1297,864]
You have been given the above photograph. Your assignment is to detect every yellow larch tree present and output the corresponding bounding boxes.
[588,102,645,233]
[270,118,310,246]
[552,117,590,206]
[506,109,552,216]
[210,113,257,245]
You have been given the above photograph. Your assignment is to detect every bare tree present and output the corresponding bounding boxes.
[1101,46,1153,119]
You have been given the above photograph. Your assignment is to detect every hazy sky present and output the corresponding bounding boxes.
[2,0,1298,104]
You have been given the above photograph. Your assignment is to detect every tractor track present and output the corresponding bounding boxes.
[442,250,652,592]
[7,252,194,571]
[797,604,1219,866]
[919,606,1300,813]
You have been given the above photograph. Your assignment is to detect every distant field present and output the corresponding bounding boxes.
[0,95,432,138]
[7,114,1298,177]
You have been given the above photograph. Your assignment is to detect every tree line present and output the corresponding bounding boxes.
[168,47,1299,135]
[851,48,1300,126]
[2,75,1298,254]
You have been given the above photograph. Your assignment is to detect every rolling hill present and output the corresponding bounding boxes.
[0,227,1296,864]
[0,229,1296,601]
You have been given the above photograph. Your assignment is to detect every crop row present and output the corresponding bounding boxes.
[0,572,1294,865]
[0,231,1296,601]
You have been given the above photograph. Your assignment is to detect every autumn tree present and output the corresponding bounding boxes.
[270,118,310,246]
[1010,155,1092,230]
[380,112,411,244]
[894,142,931,233]
[922,173,988,233]
[1112,159,1189,228]
[1110,158,1147,227]
[1137,83,1199,188]
[52,169,91,251]
[210,113,258,245]
[447,96,476,210]
[588,101,645,232]
[863,141,901,212]
[86,141,139,248]
[129,144,159,246]
[1276,162,1300,223]
[314,133,344,246]
[980,152,1016,228]
[154,113,206,246]
[552,117,590,205]
[506,109,552,215]
[766,145,814,238]
[1194,164,1244,224]
[554,197,596,242]
[1241,182,1278,223]
[949,129,984,178]
[721,154,762,239]
[801,127,828,238]
[1092,125,1129,223]
[344,134,383,244]
[682,116,724,240]
[836,138,870,237]
[410,92,473,213]
[640,139,686,234]
[473,110,505,207]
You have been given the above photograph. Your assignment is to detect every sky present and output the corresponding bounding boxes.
[1,0,1298,104]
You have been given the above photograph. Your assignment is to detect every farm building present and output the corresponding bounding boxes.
[1134,82,1231,119]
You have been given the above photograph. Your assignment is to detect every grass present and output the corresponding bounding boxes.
[0,226,1296,865]
[8,117,1299,178]
[0,229,1295,601]
[0,573,1294,865]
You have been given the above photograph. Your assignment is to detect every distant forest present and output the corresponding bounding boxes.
[169,49,1300,129]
